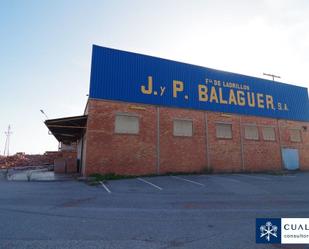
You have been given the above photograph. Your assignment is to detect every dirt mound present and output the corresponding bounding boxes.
[0,152,61,169]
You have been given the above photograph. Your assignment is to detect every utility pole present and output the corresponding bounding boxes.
[263,73,281,81]
[4,125,12,156]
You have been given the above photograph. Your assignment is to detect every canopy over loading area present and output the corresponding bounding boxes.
[45,115,87,144]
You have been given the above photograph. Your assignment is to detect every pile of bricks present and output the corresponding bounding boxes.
[0,151,62,169]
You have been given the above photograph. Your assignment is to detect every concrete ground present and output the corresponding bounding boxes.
[0,172,309,249]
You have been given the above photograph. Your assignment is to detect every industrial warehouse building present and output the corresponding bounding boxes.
[45,45,309,176]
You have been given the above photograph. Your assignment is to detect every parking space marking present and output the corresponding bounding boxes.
[234,174,270,181]
[171,176,205,186]
[137,178,162,190]
[100,181,112,194]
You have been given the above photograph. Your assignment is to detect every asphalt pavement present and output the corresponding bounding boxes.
[0,172,309,249]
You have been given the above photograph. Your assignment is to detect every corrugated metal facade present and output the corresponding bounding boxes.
[89,45,309,121]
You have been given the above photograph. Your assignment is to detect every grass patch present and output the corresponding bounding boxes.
[89,173,137,182]
[164,171,201,176]
[88,170,211,184]
[86,169,299,186]
[87,168,299,182]
[265,170,298,176]
[230,170,298,176]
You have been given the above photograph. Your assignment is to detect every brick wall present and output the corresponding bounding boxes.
[207,113,242,172]
[84,100,157,176]
[241,116,281,172]
[278,120,309,171]
[83,99,309,176]
[159,108,207,174]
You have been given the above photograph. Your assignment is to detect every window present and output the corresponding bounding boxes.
[289,129,301,142]
[173,119,193,137]
[244,125,259,140]
[216,123,232,139]
[115,114,139,134]
[262,127,276,141]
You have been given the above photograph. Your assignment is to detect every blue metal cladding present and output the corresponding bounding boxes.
[89,45,309,121]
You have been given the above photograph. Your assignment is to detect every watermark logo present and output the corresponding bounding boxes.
[256,218,309,244]
[260,221,278,241]
[256,218,281,244]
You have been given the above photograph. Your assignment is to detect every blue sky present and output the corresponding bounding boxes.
[1,0,308,154]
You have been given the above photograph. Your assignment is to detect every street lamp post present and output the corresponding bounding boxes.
[40,110,49,120]
[263,73,281,81]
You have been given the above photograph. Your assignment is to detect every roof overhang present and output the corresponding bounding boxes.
[44,115,87,144]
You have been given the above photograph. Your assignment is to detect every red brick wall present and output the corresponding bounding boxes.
[83,99,309,176]
[240,116,282,172]
[159,108,207,174]
[84,100,157,176]
[278,120,309,170]
[207,113,242,172]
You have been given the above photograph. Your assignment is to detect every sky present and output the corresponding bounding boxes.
[0,0,308,155]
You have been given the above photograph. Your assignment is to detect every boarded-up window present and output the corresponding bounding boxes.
[262,127,276,141]
[115,114,139,134]
[216,123,232,139]
[173,119,193,137]
[289,129,301,142]
[244,125,259,140]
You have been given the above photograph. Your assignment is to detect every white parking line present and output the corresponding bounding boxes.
[235,174,270,181]
[171,176,205,186]
[137,178,162,190]
[100,181,111,194]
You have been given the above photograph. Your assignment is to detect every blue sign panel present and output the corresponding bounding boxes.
[256,218,281,244]
[89,45,309,121]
